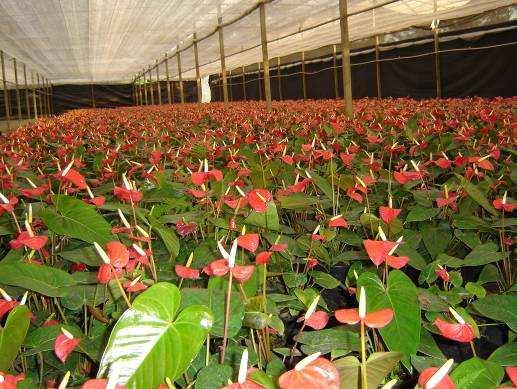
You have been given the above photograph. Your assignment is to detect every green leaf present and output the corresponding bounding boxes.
[278,193,320,210]
[488,342,517,366]
[397,245,427,270]
[463,243,505,266]
[450,357,504,389]
[0,306,30,371]
[357,271,420,368]
[98,283,213,388]
[0,262,76,297]
[282,273,307,289]
[58,246,102,266]
[181,288,243,338]
[457,175,498,216]
[472,294,517,332]
[194,365,233,389]
[149,217,180,260]
[298,327,359,355]
[61,284,106,310]
[454,230,481,249]
[309,270,340,289]
[39,195,113,244]
[406,206,440,222]
[421,226,451,260]
[244,202,280,231]
[308,169,334,201]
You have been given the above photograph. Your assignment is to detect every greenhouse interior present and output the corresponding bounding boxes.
[0,1,516,388]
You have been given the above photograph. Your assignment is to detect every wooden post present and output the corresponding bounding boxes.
[218,16,228,103]
[155,60,162,105]
[1,50,11,131]
[50,83,54,114]
[276,57,283,100]
[301,52,307,100]
[258,62,262,101]
[228,69,233,102]
[31,72,38,119]
[259,1,272,110]
[332,45,339,98]
[13,58,22,122]
[375,35,382,98]
[148,67,155,105]
[177,51,184,103]
[46,79,51,115]
[193,33,201,103]
[339,0,353,117]
[242,66,246,101]
[143,71,148,105]
[90,83,95,108]
[37,74,44,115]
[434,26,441,99]
[165,54,172,104]
[23,63,30,119]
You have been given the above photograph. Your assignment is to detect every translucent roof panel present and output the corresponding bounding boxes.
[0,0,513,84]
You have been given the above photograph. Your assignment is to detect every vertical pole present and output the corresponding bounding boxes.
[332,44,339,98]
[23,63,30,119]
[165,54,172,103]
[156,60,162,105]
[90,83,96,108]
[258,62,262,101]
[148,67,155,105]
[259,1,272,111]
[13,58,22,122]
[37,74,44,116]
[228,69,233,102]
[373,37,381,99]
[143,71,148,105]
[301,52,307,100]
[50,82,54,115]
[277,57,282,101]
[177,51,184,103]
[434,27,441,99]
[193,33,201,103]
[218,16,228,103]
[46,79,51,115]
[339,0,353,117]
[242,66,246,101]
[31,72,38,120]
[0,50,11,131]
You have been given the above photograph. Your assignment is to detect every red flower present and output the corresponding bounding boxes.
[54,330,80,362]
[0,299,19,320]
[202,260,254,283]
[418,365,456,389]
[0,372,25,389]
[176,220,197,237]
[247,189,272,212]
[86,196,106,207]
[81,379,125,389]
[493,198,515,213]
[175,265,200,279]
[10,231,48,250]
[328,214,348,228]
[506,366,517,387]
[123,280,148,292]
[435,158,453,169]
[270,243,287,252]
[434,317,474,343]
[237,233,260,253]
[97,264,113,284]
[363,239,397,267]
[62,168,87,189]
[0,196,18,215]
[279,354,340,389]
[20,185,48,198]
[255,251,272,265]
[231,265,255,283]
[379,206,401,224]
[105,241,129,268]
[435,267,450,282]
[385,254,409,269]
[335,307,393,328]
[304,311,329,330]
[113,186,142,203]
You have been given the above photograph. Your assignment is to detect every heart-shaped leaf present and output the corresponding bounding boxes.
[97,283,213,388]
[0,305,30,370]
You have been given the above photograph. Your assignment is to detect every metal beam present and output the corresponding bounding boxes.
[177,51,184,103]
[259,1,272,111]
[193,33,201,103]
[339,0,353,117]
[218,16,228,103]
[0,50,11,131]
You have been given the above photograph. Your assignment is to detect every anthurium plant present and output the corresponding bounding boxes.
[0,98,515,389]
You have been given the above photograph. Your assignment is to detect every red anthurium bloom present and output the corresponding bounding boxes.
[113,186,142,203]
[0,372,25,389]
[379,206,401,224]
[0,196,18,215]
[328,214,348,228]
[469,156,494,171]
[304,311,329,330]
[231,265,255,283]
[81,378,125,389]
[176,220,197,237]
[203,259,230,276]
[86,196,106,207]
[363,239,397,267]
[335,307,393,328]
[493,193,515,212]
[270,243,287,252]
[186,188,207,198]
[279,353,340,389]
[10,231,48,250]
[237,233,260,253]
[97,264,113,284]
[385,255,409,269]
[435,267,450,282]
[434,317,474,343]
[71,263,87,272]
[54,329,80,363]
[255,251,272,265]
[418,361,456,389]
[105,241,129,268]
[506,366,517,387]
[20,185,48,198]
[175,265,200,279]
[123,280,148,292]
[435,158,453,169]
[247,189,272,212]
[62,168,87,189]
[0,300,19,320]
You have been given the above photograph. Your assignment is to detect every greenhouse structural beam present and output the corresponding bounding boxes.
[31,72,38,120]
[277,57,282,101]
[165,54,172,104]
[339,0,353,117]
[242,66,246,101]
[218,16,229,104]
[193,34,201,103]
[177,51,184,104]
[13,57,22,122]
[259,1,272,111]
[333,45,339,99]
[148,67,154,105]
[375,35,382,98]
[23,63,30,119]
[1,50,11,131]
[155,60,162,105]
[301,52,307,100]
[434,27,441,99]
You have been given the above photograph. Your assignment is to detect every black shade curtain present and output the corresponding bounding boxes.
[210,26,516,101]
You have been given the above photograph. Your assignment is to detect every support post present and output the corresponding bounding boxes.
[277,57,282,100]
[13,58,22,122]
[218,16,228,103]
[23,63,30,119]
[155,60,162,105]
[242,66,246,101]
[258,62,262,101]
[339,0,353,117]
[177,51,184,103]
[45,79,51,115]
[0,50,11,131]
[434,26,441,99]
[301,52,307,100]
[332,44,339,98]
[148,67,155,105]
[50,82,54,114]
[259,1,272,111]
[193,33,201,103]
[37,74,44,116]
[165,54,172,104]
[31,72,38,119]
[375,35,381,98]
[143,71,149,105]
[90,83,95,108]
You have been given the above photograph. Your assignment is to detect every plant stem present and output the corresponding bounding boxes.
[111,265,132,308]
[220,271,233,363]
[360,319,368,389]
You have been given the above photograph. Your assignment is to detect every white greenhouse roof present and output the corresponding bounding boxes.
[0,0,515,85]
